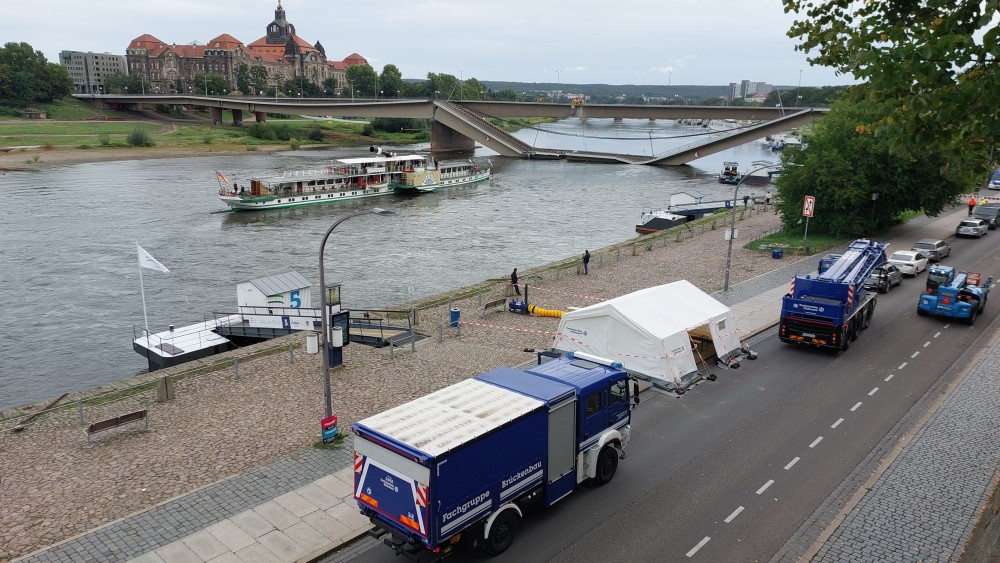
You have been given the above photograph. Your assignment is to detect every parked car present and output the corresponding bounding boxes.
[956,218,989,238]
[911,238,951,262]
[865,263,904,293]
[888,250,929,276]
[972,205,1000,230]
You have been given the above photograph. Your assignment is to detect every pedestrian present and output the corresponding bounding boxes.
[765,191,772,205]
[583,250,590,274]
[969,196,977,215]
[743,194,750,208]
[510,268,521,296]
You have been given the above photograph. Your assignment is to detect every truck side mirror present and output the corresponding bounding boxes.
[631,380,640,407]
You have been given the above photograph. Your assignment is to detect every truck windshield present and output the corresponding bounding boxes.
[928,271,950,285]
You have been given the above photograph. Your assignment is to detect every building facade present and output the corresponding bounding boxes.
[124,1,365,95]
[59,51,128,94]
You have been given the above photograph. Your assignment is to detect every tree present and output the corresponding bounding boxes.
[104,72,144,94]
[234,64,251,94]
[775,96,977,238]
[345,64,377,97]
[379,64,403,98]
[784,0,999,174]
[0,42,72,104]
[193,74,230,95]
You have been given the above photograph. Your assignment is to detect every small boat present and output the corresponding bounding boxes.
[391,159,491,194]
[635,209,689,234]
[719,161,742,184]
[218,148,490,211]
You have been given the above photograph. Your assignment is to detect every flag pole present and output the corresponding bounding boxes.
[136,241,150,338]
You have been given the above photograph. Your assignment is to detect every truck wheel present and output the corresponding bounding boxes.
[595,446,619,485]
[917,308,928,316]
[850,319,860,341]
[966,305,978,326]
[485,510,519,555]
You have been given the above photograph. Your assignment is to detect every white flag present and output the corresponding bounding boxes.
[137,244,169,273]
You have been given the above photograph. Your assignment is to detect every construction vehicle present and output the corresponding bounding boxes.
[779,239,888,351]
[917,265,992,325]
[353,352,637,558]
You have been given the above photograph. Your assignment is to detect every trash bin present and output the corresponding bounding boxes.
[772,248,784,259]
[306,332,319,354]
[450,308,461,328]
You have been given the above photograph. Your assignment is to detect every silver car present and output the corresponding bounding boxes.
[911,238,951,262]
[956,218,989,238]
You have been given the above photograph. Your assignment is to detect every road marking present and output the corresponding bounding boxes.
[785,457,800,470]
[757,479,775,494]
[944,323,951,329]
[884,373,894,382]
[809,436,823,448]
[724,506,744,523]
[898,362,908,370]
[868,387,879,396]
[933,331,941,338]
[911,351,920,358]
[851,402,863,412]
[686,536,711,557]
[831,417,844,429]
[923,341,931,348]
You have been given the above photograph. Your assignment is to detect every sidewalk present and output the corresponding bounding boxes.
[14,207,999,563]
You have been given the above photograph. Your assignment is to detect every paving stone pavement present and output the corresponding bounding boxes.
[6,205,999,563]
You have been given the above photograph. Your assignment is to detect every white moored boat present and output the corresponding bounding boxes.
[218,148,491,211]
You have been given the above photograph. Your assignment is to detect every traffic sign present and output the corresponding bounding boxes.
[803,195,815,217]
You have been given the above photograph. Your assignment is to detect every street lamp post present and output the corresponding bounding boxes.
[724,161,781,291]
[871,192,879,233]
[319,208,394,420]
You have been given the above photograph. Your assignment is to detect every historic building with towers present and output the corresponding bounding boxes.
[124,1,366,95]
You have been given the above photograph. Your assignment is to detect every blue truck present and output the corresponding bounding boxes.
[917,265,992,324]
[779,239,888,351]
[352,352,636,558]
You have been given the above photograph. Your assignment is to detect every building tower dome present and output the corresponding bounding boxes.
[266,0,296,45]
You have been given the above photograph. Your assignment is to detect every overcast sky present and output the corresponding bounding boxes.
[5,0,856,87]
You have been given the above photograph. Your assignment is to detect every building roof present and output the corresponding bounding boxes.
[245,271,311,296]
[207,34,246,50]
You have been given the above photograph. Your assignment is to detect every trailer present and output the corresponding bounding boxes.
[352,352,636,559]
[917,266,992,325]
[779,239,888,351]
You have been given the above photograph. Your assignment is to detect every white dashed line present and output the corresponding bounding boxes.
[757,479,775,494]
[809,436,823,448]
[944,323,951,329]
[868,387,879,396]
[724,506,744,523]
[911,351,920,358]
[898,362,908,370]
[851,402,863,412]
[933,331,941,338]
[884,373,894,382]
[686,536,711,557]
[831,418,844,429]
[923,341,931,348]
[785,457,800,470]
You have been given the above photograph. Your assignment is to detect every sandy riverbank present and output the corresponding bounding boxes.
[0,145,288,172]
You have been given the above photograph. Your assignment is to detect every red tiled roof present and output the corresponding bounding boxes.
[207,34,246,50]
[343,53,367,65]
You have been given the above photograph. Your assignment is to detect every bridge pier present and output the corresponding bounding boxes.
[231,109,243,126]
[430,121,475,154]
[613,117,623,123]
[210,107,223,125]
[254,111,267,123]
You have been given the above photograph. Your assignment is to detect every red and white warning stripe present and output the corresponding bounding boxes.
[458,320,554,335]
[847,284,854,307]
[416,484,429,508]
[354,452,363,473]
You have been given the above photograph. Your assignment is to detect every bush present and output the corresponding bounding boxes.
[247,122,277,140]
[202,135,213,144]
[289,138,300,150]
[126,128,154,147]
[274,124,293,141]
[361,124,374,136]
[78,144,92,149]
[306,127,324,142]
[370,117,427,133]
[98,132,111,146]
[0,105,20,117]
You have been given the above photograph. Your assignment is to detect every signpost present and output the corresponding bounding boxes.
[802,195,815,240]
[321,414,338,443]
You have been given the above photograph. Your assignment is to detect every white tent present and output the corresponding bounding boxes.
[552,281,743,390]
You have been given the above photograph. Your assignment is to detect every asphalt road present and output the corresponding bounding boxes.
[336,225,1000,563]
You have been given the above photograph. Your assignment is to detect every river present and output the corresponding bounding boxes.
[0,117,779,410]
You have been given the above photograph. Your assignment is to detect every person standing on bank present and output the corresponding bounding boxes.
[510,268,521,296]
[743,194,750,208]
[969,195,978,215]
[583,250,590,274]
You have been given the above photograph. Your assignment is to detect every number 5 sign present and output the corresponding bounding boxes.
[803,195,816,217]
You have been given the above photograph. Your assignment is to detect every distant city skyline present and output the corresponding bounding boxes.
[3,0,857,87]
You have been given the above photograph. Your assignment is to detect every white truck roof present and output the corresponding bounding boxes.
[355,378,543,457]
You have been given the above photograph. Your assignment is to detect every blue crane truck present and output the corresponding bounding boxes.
[352,351,637,559]
[779,239,888,351]
[917,265,992,324]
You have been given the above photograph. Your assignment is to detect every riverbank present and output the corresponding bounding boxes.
[0,144,286,172]
[0,207,785,560]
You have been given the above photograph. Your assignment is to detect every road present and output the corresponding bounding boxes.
[336,217,1000,563]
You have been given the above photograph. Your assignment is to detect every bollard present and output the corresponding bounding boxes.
[78,400,84,424]
[456,322,461,337]
[411,330,416,352]
[412,307,418,326]
[233,356,239,380]
[389,342,394,360]
[477,290,482,306]
[438,325,443,343]
[288,343,294,363]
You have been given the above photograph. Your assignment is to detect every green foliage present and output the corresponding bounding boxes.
[783,0,998,177]
[273,124,293,141]
[98,132,110,146]
[0,42,72,104]
[0,105,20,116]
[370,117,426,134]
[247,122,277,140]
[289,138,300,150]
[126,127,154,147]
[345,64,378,97]
[379,64,403,98]
[306,127,324,142]
[775,97,975,238]
[193,74,230,96]
[361,123,374,136]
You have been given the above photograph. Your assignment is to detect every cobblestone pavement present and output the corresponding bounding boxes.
[1,208,786,561]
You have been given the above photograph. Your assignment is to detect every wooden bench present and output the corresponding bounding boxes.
[84,409,148,444]
[482,297,508,317]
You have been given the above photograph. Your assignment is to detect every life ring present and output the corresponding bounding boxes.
[340,167,347,174]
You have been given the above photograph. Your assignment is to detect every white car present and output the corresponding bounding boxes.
[956,218,989,238]
[888,250,929,276]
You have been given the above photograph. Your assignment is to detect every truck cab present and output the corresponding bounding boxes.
[918,265,992,324]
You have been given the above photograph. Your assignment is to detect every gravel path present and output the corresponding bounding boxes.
[0,206,789,561]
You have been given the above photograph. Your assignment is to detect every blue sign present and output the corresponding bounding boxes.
[281,316,291,330]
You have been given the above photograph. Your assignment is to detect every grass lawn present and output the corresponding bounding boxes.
[748,228,847,255]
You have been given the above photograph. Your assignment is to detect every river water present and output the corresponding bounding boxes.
[0,118,778,410]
